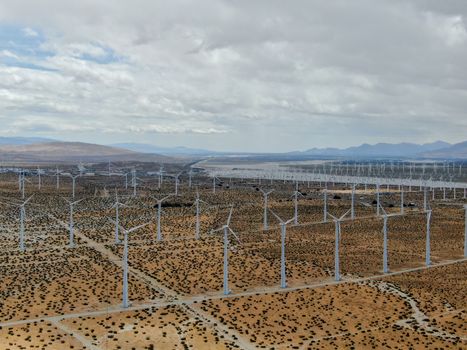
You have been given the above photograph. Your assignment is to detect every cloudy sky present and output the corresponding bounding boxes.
[0,0,466,152]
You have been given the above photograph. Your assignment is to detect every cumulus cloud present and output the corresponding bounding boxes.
[0,0,466,151]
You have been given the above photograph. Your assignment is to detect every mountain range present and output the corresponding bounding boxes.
[0,137,465,161]
[111,143,216,156]
[0,141,170,163]
[300,141,453,158]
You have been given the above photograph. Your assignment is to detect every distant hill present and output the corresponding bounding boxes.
[420,141,467,159]
[0,136,57,145]
[112,143,216,156]
[301,141,451,158]
[0,141,171,163]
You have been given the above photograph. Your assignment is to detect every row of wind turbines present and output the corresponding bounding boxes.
[3,169,467,309]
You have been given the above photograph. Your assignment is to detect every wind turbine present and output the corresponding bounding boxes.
[55,167,61,190]
[112,191,128,244]
[350,184,356,220]
[174,172,183,196]
[131,168,137,197]
[19,172,27,199]
[63,197,84,248]
[400,185,404,214]
[327,209,351,281]
[210,206,241,295]
[152,194,173,241]
[68,174,80,199]
[259,189,274,230]
[194,191,208,240]
[292,182,303,225]
[269,209,294,288]
[121,172,129,190]
[421,186,427,211]
[37,166,42,190]
[188,168,193,188]
[212,176,221,194]
[378,203,403,273]
[113,221,149,308]
[323,184,328,223]
[376,183,381,216]
[18,196,33,252]
[158,165,165,190]
[425,209,432,266]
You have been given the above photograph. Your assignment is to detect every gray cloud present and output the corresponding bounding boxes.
[0,0,466,152]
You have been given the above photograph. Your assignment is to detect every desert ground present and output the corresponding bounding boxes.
[0,166,466,349]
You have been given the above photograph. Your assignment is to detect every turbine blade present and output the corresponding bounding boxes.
[226,205,234,226]
[268,209,284,224]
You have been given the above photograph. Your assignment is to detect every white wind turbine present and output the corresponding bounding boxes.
[18,196,33,252]
[18,171,31,200]
[112,191,129,244]
[188,168,193,188]
[19,172,26,199]
[68,174,80,199]
[425,208,432,266]
[327,209,351,281]
[121,171,129,190]
[378,203,403,274]
[212,176,221,194]
[174,172,183,196]
[152,194,173,241]
[323,183,328,223]
[400,184,404,214]
[210,206,241,295]
[376,183,381,216]
[158,165,165,190]
[292,182,303,225]
[37,166,42,190]
[62,197,85,248]
[350,184,356,220]
[269,209,294,288]
[55,167,62,190]
[18,170,22,191]
[194,191,209,240]
[131,168,137,197]
[259,189,274,230]
[111,221,149,308]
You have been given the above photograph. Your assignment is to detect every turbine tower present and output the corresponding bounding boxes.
[131,168,137,197]
[63,197,84,248]
[188,169,193,188]
[174,172,183,196]
[114,222,149,308]
[327,209,351,281]
[69,174,79,199]
[210,206,241,295]
[158,165,165,190]
[292,182,303,226]
[259,189,274,230]
[323,184,328,223]
[18,196,33,252]
[152,194,173,241]
[378,203,403,274]
[55,168,61,190]
[425,209,432,266]
[113,191,128,244]
[376,183,381,216]
[350,184,356,220]
[37,166,42,190]
[269,210,294,288]
[194,191,208,240]
[400,185,404,214]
